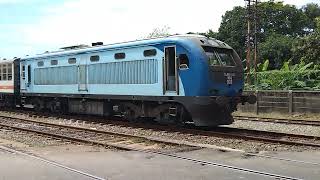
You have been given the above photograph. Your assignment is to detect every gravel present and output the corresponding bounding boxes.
[229,120,320,137]
[0,127,67,147]
[1,111,319,152]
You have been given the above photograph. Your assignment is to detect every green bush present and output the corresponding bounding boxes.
[245,60,320,90]
[245,70,320,90]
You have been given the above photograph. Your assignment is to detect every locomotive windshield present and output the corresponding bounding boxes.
[202,46,236,67]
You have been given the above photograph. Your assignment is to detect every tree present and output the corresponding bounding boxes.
[292,17,320,65]
[216,1,309,61]
[258,1,309,38]
[217,6,247,59]
[199,29,218,39]
[316,17,320,32]
[258,33,295,69]
[302,3,320,33]
[292,32,320,65]
[146,26,170,38]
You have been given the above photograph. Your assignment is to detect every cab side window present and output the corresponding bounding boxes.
[22,65,26,80]
[179,54,189,69]
[27,65,31,84]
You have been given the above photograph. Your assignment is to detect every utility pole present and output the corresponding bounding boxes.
[244,0,259,86]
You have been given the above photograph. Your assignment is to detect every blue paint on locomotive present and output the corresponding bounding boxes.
[152,39,206,96]
[20,35,244,98]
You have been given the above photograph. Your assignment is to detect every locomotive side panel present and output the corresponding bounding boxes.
[21,45,187,97]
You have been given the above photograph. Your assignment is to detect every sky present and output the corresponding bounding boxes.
[0,0,319,58]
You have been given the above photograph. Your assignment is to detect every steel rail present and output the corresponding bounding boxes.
[1,114,320,148]
[196,126,320,148]
[0,145,107,180]
[1,113,320,166]
[0,115,199,148]
[234,115,320,126]
[0,122,302,180]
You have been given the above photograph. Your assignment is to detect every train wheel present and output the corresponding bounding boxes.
[49,102,60,113]
[154,105,191,126]
[123,108,136,122]
[155,111,173,125]
[155,106,180,125]
[32,98,44,112]
[33,102,42,112]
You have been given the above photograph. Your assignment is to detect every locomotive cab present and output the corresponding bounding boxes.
[177,36,256,126]
[203,45,244,97]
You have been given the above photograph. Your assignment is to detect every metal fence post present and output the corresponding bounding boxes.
[288,90,293,115]
[255,90,259,115]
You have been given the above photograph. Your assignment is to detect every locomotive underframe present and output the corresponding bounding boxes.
[17,93,253,126]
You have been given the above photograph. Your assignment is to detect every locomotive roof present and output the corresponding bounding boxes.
[0,59,15,64]
[21,34,232,60]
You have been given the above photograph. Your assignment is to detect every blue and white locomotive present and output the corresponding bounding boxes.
[1,34,255,126]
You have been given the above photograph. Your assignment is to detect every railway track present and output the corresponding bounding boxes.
[0,115,304,180]
[234,115,320,126]
[2,112,320,149]
[0,145,107,180]
[0,116,196,151]
[210,126,320,147]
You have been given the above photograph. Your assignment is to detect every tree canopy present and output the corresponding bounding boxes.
[258,33,295,69]
[303,3,320,32]
[209,1,320,69]
[146,26,170,38]
[217,6,247,59]
[199,1,320,90]
[258,1,308,38]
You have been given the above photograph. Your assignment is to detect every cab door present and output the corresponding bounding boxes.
[20,62,27,91]
[78,55,88,91]
[163,46,179,95]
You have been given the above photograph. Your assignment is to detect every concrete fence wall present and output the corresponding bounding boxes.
[238,90,320,114]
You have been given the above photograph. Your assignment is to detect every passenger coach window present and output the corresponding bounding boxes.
[90,55,100,62]
[8,64,12,80]
[143,49,157,57]
[114,53,125,60]
[51,60,58,65]
[68,58,77,64]
[0,66,2,80]
[37,61,44,67]
[2,64,7,80]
